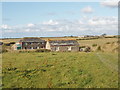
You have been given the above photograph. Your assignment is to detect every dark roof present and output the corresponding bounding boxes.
[19,38,46,42]
[49,40,79,46]
[0,42,3,45]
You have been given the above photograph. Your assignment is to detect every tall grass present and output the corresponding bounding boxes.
[2,52,118,88]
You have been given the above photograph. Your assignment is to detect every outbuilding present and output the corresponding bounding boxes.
[46,39,80,52]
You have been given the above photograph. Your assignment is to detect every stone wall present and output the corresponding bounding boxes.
[51,46,79,52]
[22,42,46,49]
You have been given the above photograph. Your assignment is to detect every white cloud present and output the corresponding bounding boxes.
[1,24,11,29]
[35,29,40,32]
[27,23,35,27]
[4,30,14,33]
[81,6,94,13]
[88,16,118,26]
[43,19,59,25]
[48,29,56,32]
[2,16,118,37]
[88,18,107,25]
[25,29,30,32]
[78,20,84,24]
[101,1,118,8]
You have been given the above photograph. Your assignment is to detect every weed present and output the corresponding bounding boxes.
[92,44,97,47]
[106,42,111,44]
[2,52,118,88]
[97,46,102,51]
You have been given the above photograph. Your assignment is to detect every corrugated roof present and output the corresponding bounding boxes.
[49,40,79,46]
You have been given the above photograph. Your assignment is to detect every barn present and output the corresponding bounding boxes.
[12,38,46,50]
[46,39,80,52]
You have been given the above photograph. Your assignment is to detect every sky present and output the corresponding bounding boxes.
[1,1,118,38]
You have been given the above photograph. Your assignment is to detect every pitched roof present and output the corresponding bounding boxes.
[19,38,46,42]
[49,40,79,46]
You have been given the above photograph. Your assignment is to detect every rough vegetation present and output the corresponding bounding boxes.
[2,52,118,88]
[92,44,97,47]
[1,37,119,88]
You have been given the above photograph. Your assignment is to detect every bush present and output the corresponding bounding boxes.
[9,42,15,44]
[106,42,111,44]
[92,44,97,47]
[97,46,101,51]
[35,49,51,52]
[79,46,86,48]
[4,43,11,46]
[18,50,31,53]
[18,49,51,53]
[84,47,91,52]
[112,47,118,53]
[0,48,8,53]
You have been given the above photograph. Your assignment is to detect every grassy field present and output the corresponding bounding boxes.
[0,37,76,43]
[1,37,117,45]
[2,51,118,88]
[77,38,118,46]
[1,37,118,88]
[77,38,118,52]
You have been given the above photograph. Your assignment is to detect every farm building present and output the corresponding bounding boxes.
[0,42,3,45]
[46,39,80,52]
[12,38,46,50]
[12,42,22,50]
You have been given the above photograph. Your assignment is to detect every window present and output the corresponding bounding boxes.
[33,47,37,49]
[41,46,43,48]
[68,47,71,51]
[30,47,32,49]
[30,47,33,49]
[56,47,60,51]
[25,43,28,45]
[30,42,33,45]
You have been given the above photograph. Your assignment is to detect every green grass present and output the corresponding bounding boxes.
[77,38,118,46]
[2,52,118,88]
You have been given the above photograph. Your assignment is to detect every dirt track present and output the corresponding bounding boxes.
[96,53,118,72]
